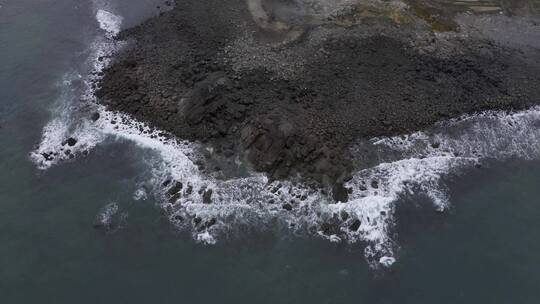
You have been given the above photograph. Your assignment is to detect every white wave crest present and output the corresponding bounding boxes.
[30,9,124,169]
[96,9,123,37]
[345,106,540,265]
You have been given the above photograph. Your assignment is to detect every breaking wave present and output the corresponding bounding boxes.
[30,7,123,169]
[30,4,540,269]
[344,107,540,264]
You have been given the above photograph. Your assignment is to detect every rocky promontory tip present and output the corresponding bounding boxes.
[96,0,540,200]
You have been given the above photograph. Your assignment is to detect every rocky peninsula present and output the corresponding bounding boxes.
[96,0,540,201]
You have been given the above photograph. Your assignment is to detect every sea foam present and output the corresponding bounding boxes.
[30,7,123,169]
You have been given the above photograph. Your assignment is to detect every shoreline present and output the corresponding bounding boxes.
[96,0,540,201]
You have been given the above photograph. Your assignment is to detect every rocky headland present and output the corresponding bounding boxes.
[96,0,540,201]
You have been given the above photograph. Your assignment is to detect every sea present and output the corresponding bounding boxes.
[1,0,540,303]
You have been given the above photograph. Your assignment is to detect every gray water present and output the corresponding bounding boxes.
[1,1,540,303]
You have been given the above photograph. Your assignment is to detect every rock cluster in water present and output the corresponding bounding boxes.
[96,0,540,200]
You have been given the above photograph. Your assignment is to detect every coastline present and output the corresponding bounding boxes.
[96,0,540,200]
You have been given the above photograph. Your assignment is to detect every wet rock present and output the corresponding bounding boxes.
[167,181,183,196]
[186,185,193,195]
[169,193,181,203]
[332,182,349,202]
[342,174,353,182]
[91,112,100,121]
[202,188,213,204]
[282,203,293,211]
[349,219,361,231]
[41,152,54,161]
[340,210,349,221]
[64,137,77,147]
[205,218,217,228]
[320,221,340,235]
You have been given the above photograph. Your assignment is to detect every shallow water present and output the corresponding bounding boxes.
[1,0,540,302]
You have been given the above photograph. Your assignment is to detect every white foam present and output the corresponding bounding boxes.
[86,99,539,270]
[374,106,540,161]
[29,72,107,169]
[133,188,148,201]
[96,9,123,37]
[95,202,120,227]
[330,156,475,265]
[345,106,540,265]
[196,231,217,245]
[94,201,129,233]
[31,9,124,170]
[379,256,396,267]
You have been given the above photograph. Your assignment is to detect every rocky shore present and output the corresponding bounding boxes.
[96,0,540,200]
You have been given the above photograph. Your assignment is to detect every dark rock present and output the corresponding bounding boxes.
[340,210,349,221]
[205,218,217,228]
[342,174,353,182]
[167,181,183,196]
[41,152,53,161]
[332,183,349,202]
[186,185,193,195]
[320,221,340,235]
[202,188,213,204]
[91,112,100,121]
[349,219,361,231]
[282,203,293,211]
[64,137,77,147]
[169,193,181,203]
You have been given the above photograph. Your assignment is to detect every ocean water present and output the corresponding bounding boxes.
[1,0,540,303]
